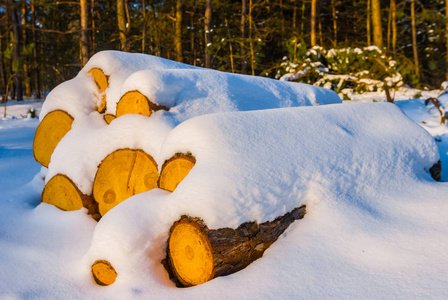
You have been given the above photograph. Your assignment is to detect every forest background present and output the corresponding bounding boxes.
[0,0,446,101]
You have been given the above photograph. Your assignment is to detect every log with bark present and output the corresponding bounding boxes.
[88,68,109,113]
[115,90,169,118]
[90,205,306,286]
[158,153,196,192]
[164,205,307,287]
[42,173,100,220]
[93,148,159,216]
[33,110,74,167]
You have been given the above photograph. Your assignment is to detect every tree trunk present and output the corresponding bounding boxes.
[371,0,383,48]
[411,0,419,79]
[21,3,31,98]
[142,0,146,53]
[164,205,307,287]
[332,0,337,46]
[367,0,371,45]
[158,153,195,192]
[0,24,7,102]
[241,0,248,74]
[175,0,183,62]
[311,0,317,47]
[80,0,91,66]
[8,0,23,101]
[31,0,41,99]
[117,0,128,51]
[204,0,212,68]
[249,0,255,75]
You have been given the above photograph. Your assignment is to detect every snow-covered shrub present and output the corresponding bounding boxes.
[275,40,404,97]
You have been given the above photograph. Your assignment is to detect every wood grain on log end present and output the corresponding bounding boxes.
[93,149,159,216]
[104,114,116,125]
[88,68,108,113]
[168,219,215,287]
[115,90,169,118]
[41,174,89,211]
[33,110,73,168]
[158,153,196,192]
[165,205,306,287]
[91,260,117,286]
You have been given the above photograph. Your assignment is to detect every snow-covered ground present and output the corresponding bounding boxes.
[1,83,448,299]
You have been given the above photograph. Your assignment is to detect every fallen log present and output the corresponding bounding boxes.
[103,114,116,125]
[88,68,108,113]
[42,173,100,220]
[164,205,307,287]
[93,149,159,216]
[92,260,117,286]
[158,153,196,192]
[115,90,169,118]
[33,110,74,167]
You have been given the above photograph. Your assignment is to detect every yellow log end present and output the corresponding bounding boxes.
[104,114,116,125]
[168,220,214,287]
[93,149,159,216]
[159,154,196,192]
[41,174,84,211]
[92,260,117,286]
[115,91,152,118]
[33,110,74,168]
[88,68,108,93]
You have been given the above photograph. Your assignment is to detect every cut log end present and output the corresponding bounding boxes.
[168,219,215,287]
[116,91,152,118]
[33,110,73,167]
[165,205,306,287]
[93,149,159,216]
[91,260,117,286]
[159,154,196,192]
[41,174,84,211]
[104,114,116,125]
[88,68,108,113]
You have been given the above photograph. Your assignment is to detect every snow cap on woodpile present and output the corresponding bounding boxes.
[84,102,439,285]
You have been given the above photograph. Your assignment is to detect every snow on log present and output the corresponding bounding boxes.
[115,90,169,118]
[42,174,99,219]
[88,68,109,113]
[93,149,159,216]
[165,205,306,287]
[158,153,196,192]
[33,110,74,167]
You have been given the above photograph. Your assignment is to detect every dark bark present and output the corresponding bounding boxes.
[204,0,212,68]
[165,205,306,287]
[8,0,23,101]
[241,0,247,74]
[80,0,91,66]
[175,0,183,62]
[31,0,41,99]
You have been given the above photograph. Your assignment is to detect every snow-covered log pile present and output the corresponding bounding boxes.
[31,51,441,288]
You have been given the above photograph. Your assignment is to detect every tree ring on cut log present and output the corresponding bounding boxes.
[41,174,85,211]
[168,219,215,287]
[91,260,117,286]
[93,149,159,216]
[103,114,116,125]
[115,90,169,118]
[33,110,74,168]
[158,153,196,192]
[88,68,109,113]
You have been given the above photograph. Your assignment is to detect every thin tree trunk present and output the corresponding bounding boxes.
[332,0,337,46]
[391,0,396,51]
[8,0,23,101]
[21,3,31,98]
[241,0,248,73]
[31,0,41,99]
[371,0,383,48]
[300,0,305,40]
[175,0,183,62]
[279,0,285,40]
[249,0,255,75]
[0,25,7,102]
[311,0,317,47]
[204,0,212,68]
[292,0,297,33]
[367,0,371,45]
[142,0,146,53]
[411,0,419,79]
[80,0,91,66]
[91,0,96,53]
[225,19,234,73]
[117,0,127,51]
